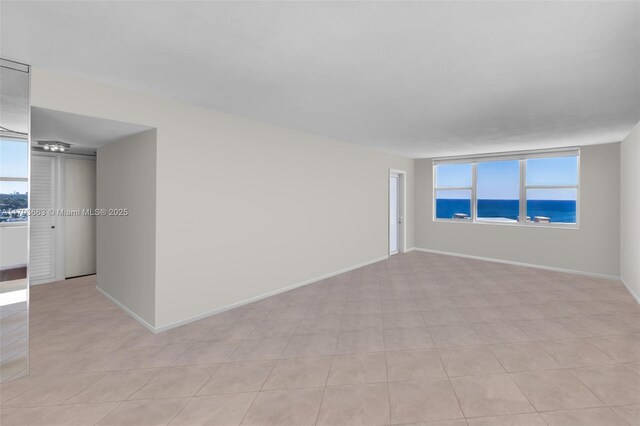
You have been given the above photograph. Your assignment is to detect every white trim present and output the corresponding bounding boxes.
[389,168,407,256]
[433,147,580,164]
[412,247,620,281]
[98,255,389,334]
[621,278,640,305]
[96,286,156,333]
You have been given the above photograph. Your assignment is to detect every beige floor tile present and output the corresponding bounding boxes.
[386,349,445,382]
[343,301,382,315]
[3,373,105,407]
[466,413,547,426]
[228,337,289,362]
[407,420,468,426]
[488,342,561,372]
[514,320,579,340]
[197,360,275,395]
[169,393,256,425]
[0,372,38,403]
[588,335,640,363]
[295,316,342,335]
[31,402,120,425]
[0,406,51,426]
[388,379,463,424]
[71,347,146,373]
[510,370,602,411]
[384,312,426,329]
[610,404,640,425]
[66,369,161,404]
[281,334,337,358]
[384,327,435,351]
[428,326,483,348]
[541,407,628,426]
[177,340,241,365]
[472,322,531,344]
[539,339,616,368]
[556,316,626,337]
[341,314,383,332]
[119,344,189,369]
[498,305,547,321]
[450,374,534,418]
[249,320,300,338]
[327,352,387,385]
[96,397,189,426]
[262,356,331,390]
[205,322,257,341]
[336,330,385,354]
[439,346,505,377]
[382,299,419,314]
[129,365,219,400]
[570,365,640,406]
[458,307,506,324]
[240,388,324,426]
[421,308,467,326]
[16,254,640,426]
[317,383,390,426]
[622,361,640,376]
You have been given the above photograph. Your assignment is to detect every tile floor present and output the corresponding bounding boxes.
[1,252,639,425]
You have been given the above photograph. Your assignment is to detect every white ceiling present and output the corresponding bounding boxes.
[31,107,151,155]
[2,1,639,158]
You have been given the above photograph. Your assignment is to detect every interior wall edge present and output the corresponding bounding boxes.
[95,285,156,333]
[621,278,640,305]
[412,247,621,281]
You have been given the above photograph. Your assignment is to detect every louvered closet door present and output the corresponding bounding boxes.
[30,155,56,283]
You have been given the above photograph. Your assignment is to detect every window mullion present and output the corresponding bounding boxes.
[520,160,527,224]
[471,163,477,223]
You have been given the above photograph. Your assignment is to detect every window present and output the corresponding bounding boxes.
[525,156,578,224]
[433,149,579,226]
[434,163,472,220]
[0,139,28,223]
[476,160,520,223]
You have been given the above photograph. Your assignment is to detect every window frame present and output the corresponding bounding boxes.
[0,137,29,226]
[432,148,580,228]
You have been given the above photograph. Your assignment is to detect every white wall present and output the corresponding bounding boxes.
[415,143,620,277]
[621,123,640,300]
[0,225,28,268]
[65,158,96,277]
[96,130,157,327]
[32,69,413,329]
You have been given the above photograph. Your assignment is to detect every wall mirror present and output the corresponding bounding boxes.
[0,58,30,382]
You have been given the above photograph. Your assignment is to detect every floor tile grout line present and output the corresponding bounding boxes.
[312,353,334,426]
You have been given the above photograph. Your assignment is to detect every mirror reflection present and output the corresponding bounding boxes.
[0,58,30,383]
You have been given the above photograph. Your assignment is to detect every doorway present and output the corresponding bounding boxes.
[389,169,406,256]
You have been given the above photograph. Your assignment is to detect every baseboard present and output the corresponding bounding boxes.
[95,286,156,333]
[412,247,620,281]
[621,278,640,305]
[153,255,389,333]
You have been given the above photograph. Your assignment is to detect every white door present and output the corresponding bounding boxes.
[389,174,399,255]
[65,158,96,278]
[30,155,57,283]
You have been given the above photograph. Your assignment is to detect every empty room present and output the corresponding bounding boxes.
[0,1,639,425]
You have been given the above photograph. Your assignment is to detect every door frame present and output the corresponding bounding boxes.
[389,169,406,257]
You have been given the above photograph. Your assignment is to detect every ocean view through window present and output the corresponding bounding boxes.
[0,139,29,223]
[434,149,579,226]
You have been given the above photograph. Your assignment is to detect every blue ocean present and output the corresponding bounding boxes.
[436,199,576,223]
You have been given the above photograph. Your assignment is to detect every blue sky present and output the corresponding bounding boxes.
[437,156,578,200]
[0,139,29,194]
